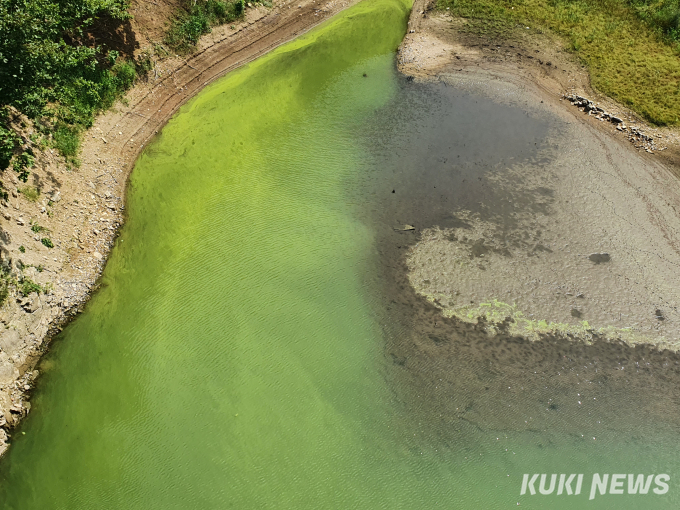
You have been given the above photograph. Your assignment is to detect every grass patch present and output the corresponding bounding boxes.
[19,186,39,202]
[53,124,81,164]
[0,266,11,306]
[40,238,54,249]
[31,223,48,234]
[438,0,680,125]
[166,0,246,53]
[20,278,43,296]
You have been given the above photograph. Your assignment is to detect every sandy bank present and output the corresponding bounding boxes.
[398,0,680,349]
[0,0,359,456]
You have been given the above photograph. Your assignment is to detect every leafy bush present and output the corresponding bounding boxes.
[0,0,142,175]
[0,114,19,170]
[41,238,54,249]
[166,0,245,52]
[0,266,10,306]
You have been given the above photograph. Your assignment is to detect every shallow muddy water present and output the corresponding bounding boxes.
[1,0,679,508]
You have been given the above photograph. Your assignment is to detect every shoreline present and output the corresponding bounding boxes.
[0,0,361,456]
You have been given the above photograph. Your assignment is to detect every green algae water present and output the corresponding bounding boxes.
[1,1,680,508]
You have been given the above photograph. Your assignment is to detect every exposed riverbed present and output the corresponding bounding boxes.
[1,0,680,508]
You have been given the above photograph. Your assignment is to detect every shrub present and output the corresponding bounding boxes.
[0,0,136,166]
[41,238,54,249]
[20,278,43,296]
[53,124,80,160]
[0,268,9,306]
[166,0,245,52]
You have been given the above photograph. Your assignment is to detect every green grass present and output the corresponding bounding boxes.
[20,278,43,296]
[53,124,81,163]
[31,223,48,234]
[19,186,39,202]
[166,0,246,53]
[0,264,12,306]
[438,0,680,125]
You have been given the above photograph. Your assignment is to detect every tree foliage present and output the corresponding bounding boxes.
[0,0,136,176]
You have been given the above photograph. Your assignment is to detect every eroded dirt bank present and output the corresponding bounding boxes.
[0,0,358,455]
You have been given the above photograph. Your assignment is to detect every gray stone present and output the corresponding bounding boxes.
[0,363,19,384]
[588,253,611,264]
[0,329,23,357]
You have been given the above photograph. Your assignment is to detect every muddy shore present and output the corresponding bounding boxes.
[0,0,359,455]
[373,0,680,442]
[397,0,680,347]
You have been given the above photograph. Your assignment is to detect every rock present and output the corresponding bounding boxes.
[16,217,24,226]
[93,251,103,260]
[50,191,61,203]
[3,213,10,220]
[610,116,623,124]
[588,252,611,264]
[571,308,582,318]
[20,294,39,313]
[394,225,415,231]
[655,309,665,320]
[0,362,19,384]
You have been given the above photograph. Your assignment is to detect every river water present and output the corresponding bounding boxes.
[0,0,679,508]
